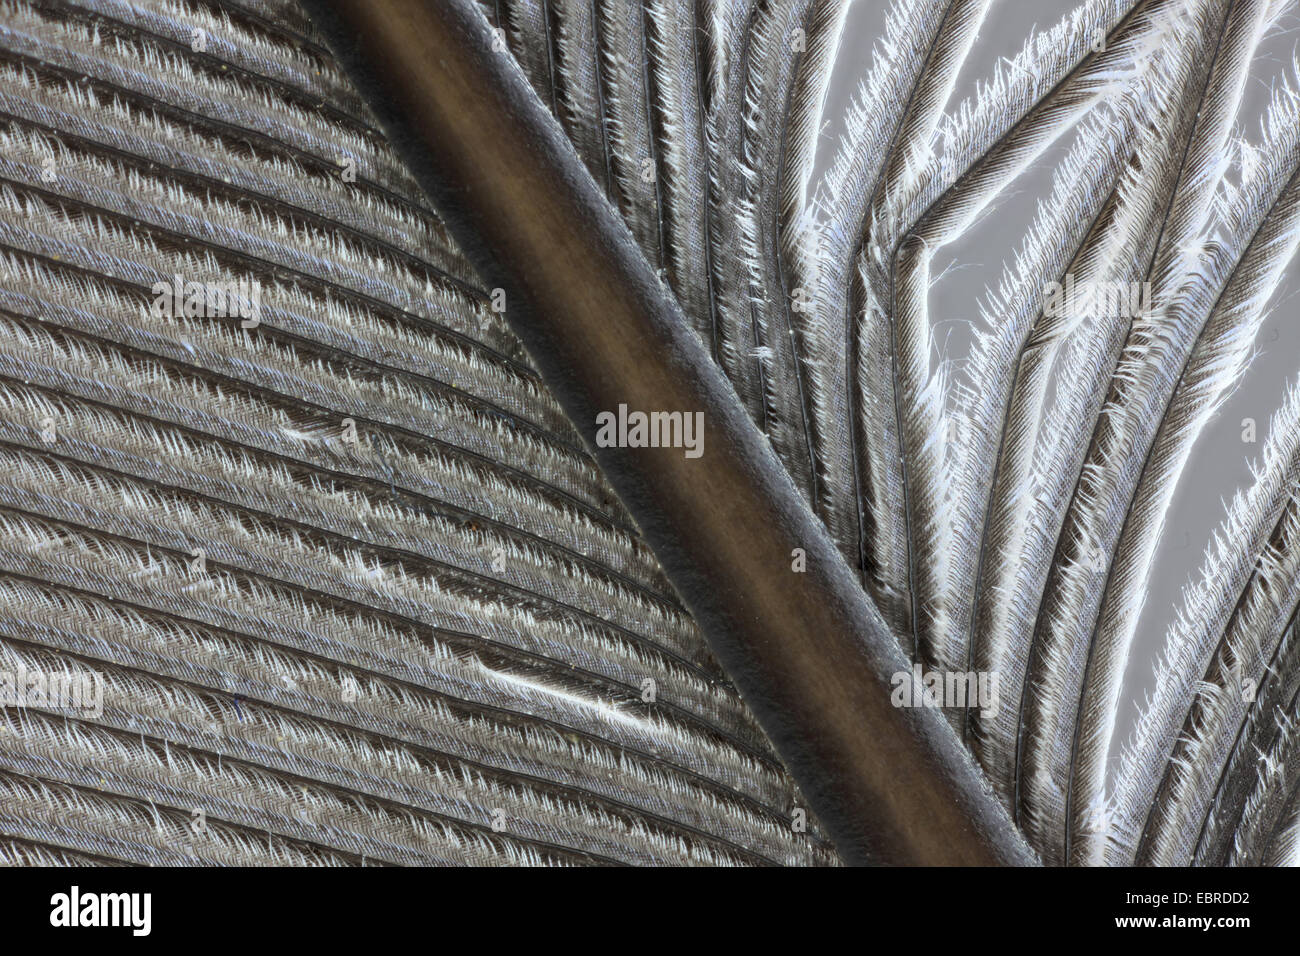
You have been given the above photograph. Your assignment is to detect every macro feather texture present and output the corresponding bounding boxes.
[3,0,1300,866]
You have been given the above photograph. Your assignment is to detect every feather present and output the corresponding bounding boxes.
[0,0,841,866]
[593,0,665,268]
[1119,381,1300,864]
[501,0,559,116]
[1262,795,1300,865]
[644,0,713,340]
[958,111,1134,795]
[1070,72,1300,864]
[1016,0,1276,861]
[793,0,990,642]
[972,0,1248,857]
[888,0,1194,681]
[10,0,1300,867]
[551,0,614,196]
